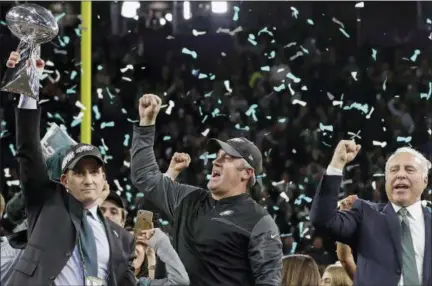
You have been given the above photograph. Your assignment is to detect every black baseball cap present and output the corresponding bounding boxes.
[105,191,126,209]
[61,143,104,173]
[207,137,263,173]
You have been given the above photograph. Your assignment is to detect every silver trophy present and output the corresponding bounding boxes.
[1,3,58,100]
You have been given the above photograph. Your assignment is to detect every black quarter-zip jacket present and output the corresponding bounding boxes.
[131,125,282,286]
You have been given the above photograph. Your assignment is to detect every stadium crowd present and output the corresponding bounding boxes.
[0,1,431,285]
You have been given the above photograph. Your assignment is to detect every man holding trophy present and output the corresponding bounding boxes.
[2,4,142,286]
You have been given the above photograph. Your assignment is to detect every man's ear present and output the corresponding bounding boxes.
[60,173,68,188]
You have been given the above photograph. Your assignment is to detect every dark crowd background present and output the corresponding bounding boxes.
[0,1,431,267]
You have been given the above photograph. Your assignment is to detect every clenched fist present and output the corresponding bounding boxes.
[330,140,361,170]
[6,51,45,73]
[169,152,191,172]
[338,195,358,211]
[139,94,162,126]
[165,152,191,181]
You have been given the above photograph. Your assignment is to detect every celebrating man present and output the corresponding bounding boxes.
[131,94,282,285]
[311,140,431,286]
[7,51,137,286]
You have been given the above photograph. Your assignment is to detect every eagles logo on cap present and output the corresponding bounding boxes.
[61,143,104,173]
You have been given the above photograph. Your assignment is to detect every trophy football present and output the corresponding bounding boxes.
[1,3,59,100]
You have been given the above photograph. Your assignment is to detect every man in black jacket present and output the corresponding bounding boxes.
[131,94,282,286]
[7,52,137,286]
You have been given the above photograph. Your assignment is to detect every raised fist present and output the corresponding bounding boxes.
[169,152,191,172]
[138,94,162,126]
[338,195,358,211]
[6,51,45,73]
[330,140,361,169]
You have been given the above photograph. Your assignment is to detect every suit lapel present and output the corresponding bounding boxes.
[422,206,431,286]
[383,203,402,268]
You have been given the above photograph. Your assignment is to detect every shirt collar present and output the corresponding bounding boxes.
[87,205,99,218]
[392,200,423,220]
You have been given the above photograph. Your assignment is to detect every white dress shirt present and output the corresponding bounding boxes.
[55,205,110,285]
[392,201,425,286]
[326,165,425,286]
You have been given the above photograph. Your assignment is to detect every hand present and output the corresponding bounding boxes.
[6,51,45,72]
[339,195,358,211]
[168,152,191,172]
[136,228,156,246]
[330,140,361,170]
[138,94,162,126]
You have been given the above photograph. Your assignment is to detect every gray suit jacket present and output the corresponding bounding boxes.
[9,108,137,286]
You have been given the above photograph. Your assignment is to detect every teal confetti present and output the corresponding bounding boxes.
[163,136,171,141]
[306,19,314,25]
[261,66,270,72]
[123,134,130,146]
[258,27,274,37]
[300,45,309,54]
[211,108,220,117]
[248,34,257,46]
[235,124,250,131]
[201,115,208,123]
[70,71,78,80]
[97,65,103,71]
[339,28,350,38]
[245,104,258,121]
[343,102,369,114]
[382,75,387,91]
[92,105,101,120]
[101,122,115,129]
[204,91,213,97]
[210,74,216,80]
[54,113,65,123]
[273,83,285,92]
[0,21,6,26]
[66,85,77,94]
[181,47,197,59]
[9,144,16,156]
[233,6,239,21]
[396,136,412,143]
[420,82,431,100]
[198,73,208,79]
[269,51,276,59]
[74,25,82,37]
[290,7,299,18]
[410,49,421,62]
[427,18,432,24]
[55,12,66,22]
[319,123,334,132]
[71,117,82,127]
[286,72,301,83]
[371,48,377,61]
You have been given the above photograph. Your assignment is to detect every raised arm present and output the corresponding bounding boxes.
[248,215,283,286]
[131,94,197,220]
[8,52,52,208]
[310,140,363,243]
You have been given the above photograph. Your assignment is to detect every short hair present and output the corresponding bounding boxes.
[324,264,353,286]
[385,147,431,176]
[282,254,321,286]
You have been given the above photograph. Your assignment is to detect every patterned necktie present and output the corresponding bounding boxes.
[398,208,420,286]
[79,210,98,277]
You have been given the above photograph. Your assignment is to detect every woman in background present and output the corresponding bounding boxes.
[281,254,321,286]
[130,228,189,286]
[321,263,353,286]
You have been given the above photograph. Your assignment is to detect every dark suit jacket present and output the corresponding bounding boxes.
[311,175,431,286]
[9,108,137,286]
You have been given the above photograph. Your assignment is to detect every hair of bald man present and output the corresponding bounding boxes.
[385,147,431,178]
